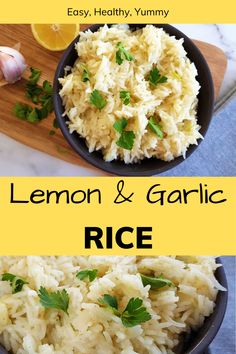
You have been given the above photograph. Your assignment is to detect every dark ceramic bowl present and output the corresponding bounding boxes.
[0,258,227,354]
[53,24,214,176]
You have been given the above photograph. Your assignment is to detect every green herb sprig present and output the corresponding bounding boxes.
[90,89,107,110]
[116,42,134,65]
[121,297,151,327]
[141,274,174,290]
[113,117,135,150]
[99,294,120,316]
[81,65,90,82]
[14,67,54,125]
[113,117,128,133]
[99,294,151,327]
[26,69,43,104]
[116,131,135,150]
[76,269,98,282]
[148,67,167,86]
[2,273,28,294]
[148,117,164,139]
[38,286,69,314]
[120,90,131,105]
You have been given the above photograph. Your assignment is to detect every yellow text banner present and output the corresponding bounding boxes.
[0,0,236,23]
[0,177,235,255]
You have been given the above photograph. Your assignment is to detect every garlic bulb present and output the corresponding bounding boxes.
[0,46,27,84]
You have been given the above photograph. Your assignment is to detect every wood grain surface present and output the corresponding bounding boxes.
[0,24,227,172]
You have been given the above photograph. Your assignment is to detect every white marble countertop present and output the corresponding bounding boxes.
[1,24,236,176]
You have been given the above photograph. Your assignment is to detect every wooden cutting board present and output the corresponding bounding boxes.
[0,25,227,171]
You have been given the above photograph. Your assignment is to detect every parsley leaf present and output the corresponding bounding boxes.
[53,118,59,129]
[116,42,134,65]
[13,103,32,120]
[27,108,40,123]
[113,117,135,150]
[121,297,151,327]
[40,80,53,114]
[13,104,46,123]
[99,294,120,315]
[141,274,174,290]
[116,131,135,150]
[37,106,48,119]
[42,80,53,94]
[99,295,151,327]
[14,68,54,129]
[28,67,41,85]
[148,117,163,139]
[90,89,107,111]
[26,68,43,103]
[113,117,128,133]
[2,273,28,294]
[120,91,131,105]
[38,286,69,314]
[77,269,98,282]
[26,84,43,104]
[81,65,90,82]
[148,67,167,86]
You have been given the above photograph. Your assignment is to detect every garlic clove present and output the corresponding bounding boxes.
[0,56,8,86]
[0,70,7,87]
[0,46,27,84]
[0,69,4,81]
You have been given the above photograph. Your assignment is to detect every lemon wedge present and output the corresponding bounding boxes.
[31,24,80,51]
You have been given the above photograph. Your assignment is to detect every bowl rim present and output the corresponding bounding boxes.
[53,23,215,176]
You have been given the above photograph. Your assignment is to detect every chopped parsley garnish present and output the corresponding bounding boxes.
[99,294,120,316]
[121,297,151,327]
[116,131,135,150]
[26,67,43,104]
[2,273,28,294]
[81,65,90,82]
[99,295,151,327]
[26,84,43,104]
[14,103,33,120]
[38,286,69,314]
[113,117,128,133]
[28,67,41,86]
[39,80,53,113]
[120,90,131,105]
[14,67,54,126]
[27,108,41,123]
[148,67,167,86]
[116,42,134,65]
[113,117,135,150]
[148,117,163,139]
[76,269,98,282]
[90,89,107,110]
[141,274,174,290]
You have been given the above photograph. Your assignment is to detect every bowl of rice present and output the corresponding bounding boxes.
[53,24,214,176]
[0,256,227,354]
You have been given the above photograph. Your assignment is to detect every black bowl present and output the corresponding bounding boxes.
[0,258,227,354]
[53,24,214,176]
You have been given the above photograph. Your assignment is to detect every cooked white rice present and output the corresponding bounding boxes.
[59,25,202,164]
[0,256,225,354]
